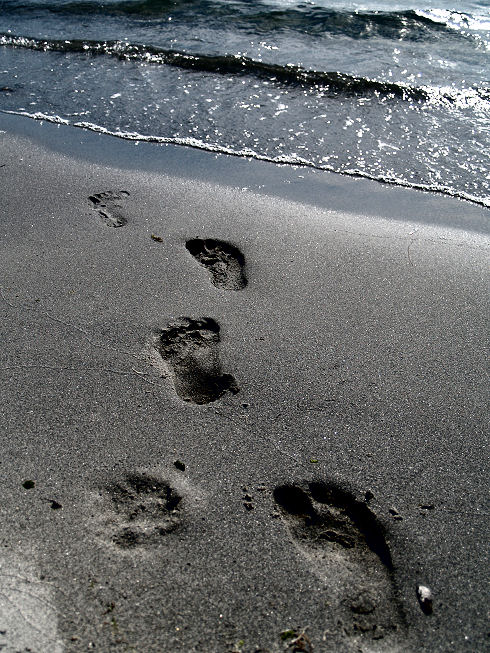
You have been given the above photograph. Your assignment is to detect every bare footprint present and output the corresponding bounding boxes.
[273,482,407,650]
[104,473,182,549]
[88,190,129,227]
[185,239,247,290]
[156,317,239,404]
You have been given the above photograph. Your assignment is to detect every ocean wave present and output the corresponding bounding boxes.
[5,109,488,209]
[415,9,490,49]
[0,33,432,101]
[3,32,489,107]
[0,0,485,44]
[415,9,490,33]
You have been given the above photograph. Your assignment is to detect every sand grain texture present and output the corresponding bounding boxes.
[0,113,488,652]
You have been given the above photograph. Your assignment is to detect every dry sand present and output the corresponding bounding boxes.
[0,112,488,652]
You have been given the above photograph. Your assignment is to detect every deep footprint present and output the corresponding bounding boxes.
[156,317,239,404]
[185,239,247,290]
[105,473,182,549]
[274,482,407,648]
[88,190,129,227]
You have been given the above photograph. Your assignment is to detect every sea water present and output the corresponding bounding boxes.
[0,0,488,206]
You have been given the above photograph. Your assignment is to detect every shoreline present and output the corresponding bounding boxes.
[0,113,488,652]
[2,111,489,232]
[4,109,489,212]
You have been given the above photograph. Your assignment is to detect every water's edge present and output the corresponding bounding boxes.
[4,109,490,212]
[1,111,488,235]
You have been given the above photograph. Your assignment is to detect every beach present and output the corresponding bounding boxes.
[0,112,488,652]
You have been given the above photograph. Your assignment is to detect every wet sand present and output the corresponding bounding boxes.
[0,113,488,652]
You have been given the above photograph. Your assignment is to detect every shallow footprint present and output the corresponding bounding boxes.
[185,238,247,290]
[156,317,239,404]
[273,481,407,650]
[88,190,129,227]
[105,473,182,549]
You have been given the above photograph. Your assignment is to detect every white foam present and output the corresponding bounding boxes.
[4,109,69,125]
[416,9,490,32]
[415,9,490,50]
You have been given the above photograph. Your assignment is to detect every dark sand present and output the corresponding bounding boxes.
[0,112,488,652]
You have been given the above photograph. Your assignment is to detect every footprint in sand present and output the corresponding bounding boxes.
[103,473,183,549]
[88,190,129,227]
[185,238,247,290]
[273,481,407,649]
[155,317,239,404]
